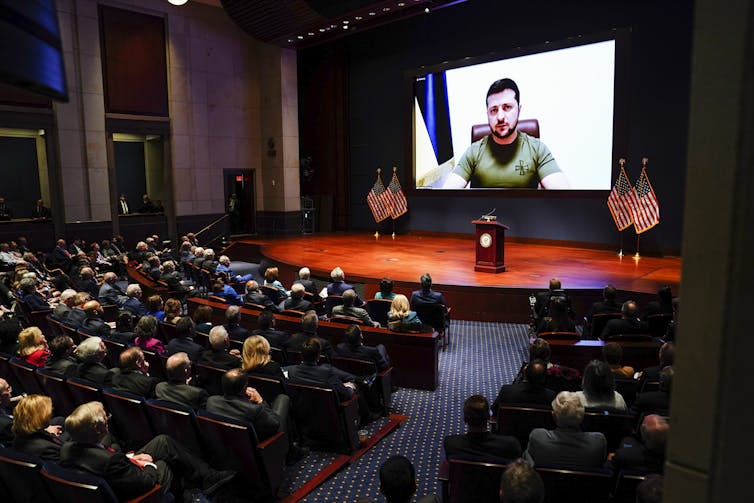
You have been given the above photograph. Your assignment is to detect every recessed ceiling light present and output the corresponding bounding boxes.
[398,2,405,6]
[308,32,314,36]
[319,28,325,32]
[343,20,349,24]
[297,35,304,39]
[383,7,391,11]
[369,11,376,16]
[355,16,362,20]
[168,0,189,5]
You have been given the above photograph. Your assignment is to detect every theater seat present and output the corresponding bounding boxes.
[286,382,360,452]
[40,462,162,503]
[0,446,53,503]
[535,465,613,503]
[442,458,508,503]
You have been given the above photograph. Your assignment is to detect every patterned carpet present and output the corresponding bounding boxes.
[280,320,531,502]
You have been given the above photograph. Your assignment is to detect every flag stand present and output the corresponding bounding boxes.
[618,232,624,258]
[635,234,641,259]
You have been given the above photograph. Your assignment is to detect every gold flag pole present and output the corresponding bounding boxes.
[392,166,397,240]
[618,158,626,258]
[634,157,649,260]
[374,167,381,239]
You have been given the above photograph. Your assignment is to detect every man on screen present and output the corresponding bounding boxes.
[442,78,570,189]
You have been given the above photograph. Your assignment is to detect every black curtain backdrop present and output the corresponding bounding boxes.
[0,136,41,218]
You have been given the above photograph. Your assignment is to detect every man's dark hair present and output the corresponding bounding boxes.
[635,474,663,503]
[221,368,248,397]
[379,277,394,296]
[659,342,676,366]
[301,311,318,333]
[49,335,74,358]
[659,366,674,392]
[463,395,490,427]
[582,360,615,401]
[548,278,562,291]
[486,78,520,104]
[602,342,623,365]
[526,359,548,387]
[119,347,143,372]
[175,316,196,338]
[420,273,432,291]
[379,455,416,503]
[603,284,617,301]
[529,338,551,362]
[257,310,274,330]
[344,325,362,348]
[116,311,135,331]
[301,338,321,364]
[499,458,544,503]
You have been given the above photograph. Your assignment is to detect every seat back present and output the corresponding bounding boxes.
[9,357,46,395]
[140,350,167,381]
[614,377,640,408]
[0,352,10,382]
[330,356,391,413]
[158,322,178,342]
[260,286,282,305]
[46,314,63,337]
[100,304,119,323]
[145,399,205,457]
[366,299,393,326]
[197,410,286,498]
[195,363,226,397]
[41,462,163,503]
[325,295,343,316]
[58,323,81,344]
[613,470,650,503]
[447,458,507,503]
[330,315,365,325]
[496,406,555,450]
[536,466,614,503]
[582,408,634,452]
[286,382,360,452]
[605,333,653,342]
[0,446,52,503]
[66,377,104,405]
[101,389,155,451]
[37,368,77,416]
[589,312,621,339]
[646,313,673,338]
[280,309,305,318]
[28,308,53,335]
[247,374,287,404]
[412,302,446,332]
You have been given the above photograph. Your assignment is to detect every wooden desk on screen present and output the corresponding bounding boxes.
[187,298,439,391]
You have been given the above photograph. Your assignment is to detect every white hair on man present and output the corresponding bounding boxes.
[290,283,305,299]
[126,284,142,297]
[219,255,231,265]
[60,289,77,304]
[209,325,229,350]
[299,267,311,280]
[204,248,215,258]
[330,266,344,281]
[551,391,585,428]
[76,336,104,363]
[194,247,205,257]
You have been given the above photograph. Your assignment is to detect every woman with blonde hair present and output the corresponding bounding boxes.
[164,298,183,324]
[242,335,284,379]
[263,266,289,299]
[17,326,50,366]
[12,394,62,461]
[387,294,422,332]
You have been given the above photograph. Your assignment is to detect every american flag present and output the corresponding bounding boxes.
[366,173,391,223]
[607,166,634,230]
[630,167,660,233]
[388,168,408,219]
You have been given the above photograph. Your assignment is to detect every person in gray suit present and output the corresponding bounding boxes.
[155,352,208,411]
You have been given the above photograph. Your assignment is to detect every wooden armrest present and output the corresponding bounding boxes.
[437,459,450,481]
[341,393,360,407]
[378,366,394,378]
[256,430,286,450]
[125,483,163,503]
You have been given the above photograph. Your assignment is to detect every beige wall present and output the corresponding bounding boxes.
[52,0,298,224]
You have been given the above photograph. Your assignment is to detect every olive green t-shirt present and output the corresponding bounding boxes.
[452,132,561,188]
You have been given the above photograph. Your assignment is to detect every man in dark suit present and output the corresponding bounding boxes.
[159,260,193,294]
[202,249,219,274]
[641,285,674,318]
[410,272,447,308]
[332,289,380,327]
[122,284,148,317]
[156,352,209,411]
[117,194,130,215]
[165,317,204,362]
[637,342,675,387]
[584,284,622,337]
[293,267,320,301]
[601,300,649,340]
[287,311,333,357]
[283,283,314,312]
[532,277,574,324]
[611,414,669,473]
[377,455,440,503]
[631,366,672,417]
[491,359,557,413]
[32,199,51,220]
[334,325,390,372]
[74,267,99,300]
[326,266,364,306]
[19,277,51,311]
[98,272,127,307]
[79,300,112,338]
[243,280,279,312]
[73,337,112,386]
[111,347,160,398]
[251,310,289,348]
[205,368,283,442]
[51,239,73,271]
[60,401,235,501]
[44,335,78,377]
[200,326,242,369]
[223,305,249,342]
[444,395,521,463]
[62,292,91,329]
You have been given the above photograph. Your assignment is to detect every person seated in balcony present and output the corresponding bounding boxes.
[332,289,380,327]
[11,395,64,462]
[134,316,165,355]
[334,325,391,372]
[199,326,241,370]
[17,326,50,367]
[242,335,284,379]
[156,352,209,411]
[574,360,628,410]
[387,294,422,332]
[283,283,314,313]
[600,300,649,340]
[375,277,396,301]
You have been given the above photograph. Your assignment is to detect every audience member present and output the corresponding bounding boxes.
[533,278,573,322]
[19,277,51,311]
[0,313,21,354]
[44,335,78,376]
[244,279,279,311]
[631,366,673,417]
[80,300,112,338]
[11,395,63,461]
[334,325,391,372]
[111,347,160,398]
[293,266,319,301]
[155,352,208,411]
[192,305,214,334]
[98,272,127,307]
[536,296,576,334]
[0,378,13,442]
[242,335,284,379]
[252,309,290,348]
[284,283,314,312]
[215,255,253,283]
[263,266,288,300]
[387,293,423,332]
[110,311,136,344]
[524,391,607,468]
[74,336,112,386]
[637,341,675,385]
[52,288,77,320]
[410,273,447,310]
[164,297,183,324]
[375,277,396,300]
[75,266,99,299]
[134,315,165,354]
[223,305,249,342]
[17,326,50,366]
[601,300,649,340]
[611,414,669,473]
[122,284,148,317]
[144,295,166,322]
[287,311,333,357]
[327,266,363,306]
[165,317,203,361]
[603,342,634,377]
[492,359,557,412]
[333,289,380,327]
[62,292,90,329]
[444,394,521,463]
[584,284,621,338]
[574,360,628,410]
[378,455,439,503]
[199,326,241,369]
[499,458,545,503]
[642,285,674,318]
[211,278,242,305]
[61,401,235,501]
[522,338,581,392]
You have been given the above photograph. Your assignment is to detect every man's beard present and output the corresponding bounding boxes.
[490,118,518,140]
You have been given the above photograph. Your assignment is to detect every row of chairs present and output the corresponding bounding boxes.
[583,312,673,340]
[0,446,163,503]
[439,457,651,503]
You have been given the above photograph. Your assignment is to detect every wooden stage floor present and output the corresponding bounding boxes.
[237,232,681,293]
[230,233,681,322]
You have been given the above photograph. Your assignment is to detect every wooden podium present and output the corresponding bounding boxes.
[472,219,508,273]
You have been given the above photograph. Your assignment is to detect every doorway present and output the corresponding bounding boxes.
[223,169,255,235]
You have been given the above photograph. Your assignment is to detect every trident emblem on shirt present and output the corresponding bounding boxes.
[515,161,528,175]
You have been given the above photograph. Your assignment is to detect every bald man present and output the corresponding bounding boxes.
[79,300,112,338]
[611,414,669,473]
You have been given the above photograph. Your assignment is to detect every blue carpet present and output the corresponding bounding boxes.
[281,320,530,502]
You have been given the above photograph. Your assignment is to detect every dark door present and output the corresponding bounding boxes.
[224,169,255,235]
